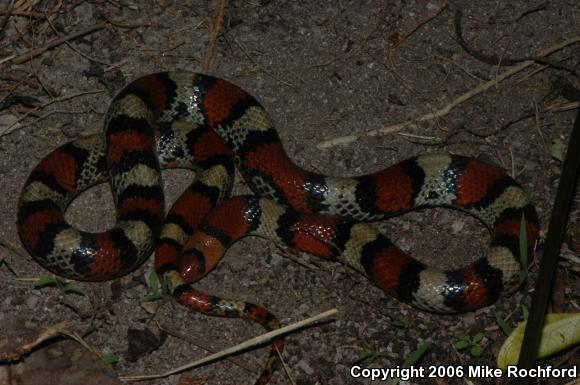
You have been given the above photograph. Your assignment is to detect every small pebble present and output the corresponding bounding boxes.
[451,220,465,233]
[297,359,314,375]
[298,303,310,314]
[25,294,39,309]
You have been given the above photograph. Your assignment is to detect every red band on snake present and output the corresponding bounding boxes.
[17,72,539,384]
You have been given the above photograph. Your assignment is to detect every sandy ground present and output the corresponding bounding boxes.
[0,1,579,385]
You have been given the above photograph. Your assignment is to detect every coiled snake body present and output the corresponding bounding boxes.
[17,72,539,384]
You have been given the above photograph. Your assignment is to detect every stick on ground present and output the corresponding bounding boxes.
[316,35,580,149]
[121,308,338,381]
[3,23,105,65]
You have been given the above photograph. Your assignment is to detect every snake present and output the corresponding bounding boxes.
[17,71,539,384]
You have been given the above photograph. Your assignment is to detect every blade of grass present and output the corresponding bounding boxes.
[519,213,529,282]
[391,342,430,385]
[495,313,514,336]
[515,103,580,384]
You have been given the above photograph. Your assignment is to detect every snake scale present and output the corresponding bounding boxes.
[17,72,539,384]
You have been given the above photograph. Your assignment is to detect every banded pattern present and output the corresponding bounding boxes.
[18,72,539,384]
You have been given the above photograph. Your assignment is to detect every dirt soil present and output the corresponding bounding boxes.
[0,1,579,385]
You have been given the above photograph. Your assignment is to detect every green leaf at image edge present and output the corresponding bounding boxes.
[497,313,580,369]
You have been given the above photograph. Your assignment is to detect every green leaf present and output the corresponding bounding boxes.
[497,313,580,369]
[457,331,469,340]
[472,333,484,343]
[148,271,159,292]
[352,347,371,364]
[470,344,482,357]
[102,354,119,365]
[392,343,430,385]
[521,304,529,320]
[34,276,84,296]
[455,340,470,350]
[34,276,60,288]
[352,344,388,364]
[402,342,430,367]
[63,283,85,296]
[142,293,166,302]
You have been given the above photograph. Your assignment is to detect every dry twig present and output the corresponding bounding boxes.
[0,89,104,137]
[2,322,75,361]
[2,22,105,65]
[389,2,448,49]
[159,322,260,374]
[232,38,298,90]
[0,0,15,34]
[317,35,580,149]
[202,0,228,72]
[121,309,337,381]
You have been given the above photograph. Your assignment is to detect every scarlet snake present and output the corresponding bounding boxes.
[17,72,539,384]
